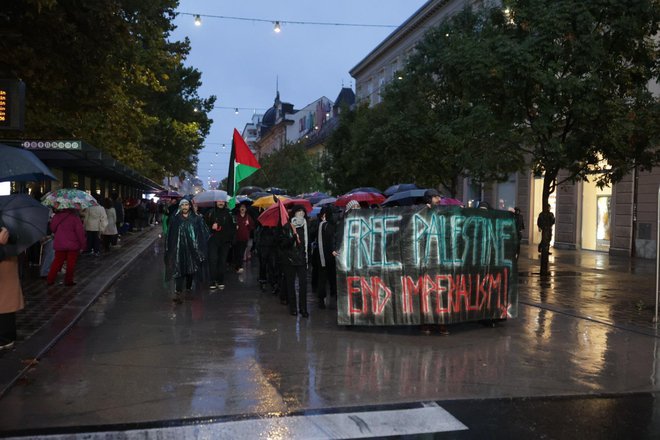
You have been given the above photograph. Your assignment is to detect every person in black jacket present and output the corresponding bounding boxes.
[314,206,337,309]
[205,199,235,290]
[280,206,309,317]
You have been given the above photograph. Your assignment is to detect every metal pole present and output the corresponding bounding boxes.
[653,186,660,327]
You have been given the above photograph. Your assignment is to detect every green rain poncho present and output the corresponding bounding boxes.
[165,211,210,280]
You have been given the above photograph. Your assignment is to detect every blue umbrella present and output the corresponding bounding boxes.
[314,197,337,206]
[384,183,419,196]
[0,144,56,182]
[382,189,428,206]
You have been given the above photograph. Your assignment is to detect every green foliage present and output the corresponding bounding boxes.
[243,142,325,195]
[0,0,215,182]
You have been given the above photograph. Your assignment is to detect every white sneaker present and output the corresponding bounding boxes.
[0,340,14,350]
[236,268,244,274]
[219,284,225,290]
[209,283,218,290]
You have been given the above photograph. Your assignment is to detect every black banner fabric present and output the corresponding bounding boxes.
[336,206,518,325]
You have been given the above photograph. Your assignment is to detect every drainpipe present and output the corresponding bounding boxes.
[632,164,638,258]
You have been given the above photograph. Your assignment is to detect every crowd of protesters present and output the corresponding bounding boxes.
[160,192,376,322]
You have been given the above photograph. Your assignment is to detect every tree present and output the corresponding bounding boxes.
[441,1,660,273]
[0,0,215,181]
[243,142,325,195]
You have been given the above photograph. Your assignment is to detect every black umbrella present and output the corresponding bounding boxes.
[0,194,50,257]
[384,183,419,196]
[382,189,428,206]
[0,144,57,182]
[237,186,264,196]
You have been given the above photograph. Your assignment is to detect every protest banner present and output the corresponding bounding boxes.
[336,206,518,325]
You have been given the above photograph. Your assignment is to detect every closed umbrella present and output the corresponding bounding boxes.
[41,188,99,210]
[193,190,228,207]
[0,144,57,182]
[0,194,50,257]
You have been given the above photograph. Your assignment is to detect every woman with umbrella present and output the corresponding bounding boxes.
[0,221,22,350]
[46,207,87,286]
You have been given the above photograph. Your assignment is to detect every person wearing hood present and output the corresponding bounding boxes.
[165,199,209,303]
[0,221,23,350]
[280,205,309,317]
[424,189,442,208]
[233,202,255,274]
[314,206,337,309]
[205,198,235,290]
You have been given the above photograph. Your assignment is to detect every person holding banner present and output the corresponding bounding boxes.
[314,206,337,309]
[281,206,309,317]
[423,189,450,336]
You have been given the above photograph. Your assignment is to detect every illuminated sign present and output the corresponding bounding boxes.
[21,140,82,150]
[0,79,25,131]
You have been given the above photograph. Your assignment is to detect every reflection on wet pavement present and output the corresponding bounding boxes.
[1,244,660,432]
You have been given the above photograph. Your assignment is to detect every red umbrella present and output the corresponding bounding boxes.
[335,191,385,207]
[439,197,463,206]
[257,198,312,227]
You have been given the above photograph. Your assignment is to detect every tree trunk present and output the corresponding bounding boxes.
[539,170,557,276]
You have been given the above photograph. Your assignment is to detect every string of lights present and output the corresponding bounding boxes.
[179,12,398,29]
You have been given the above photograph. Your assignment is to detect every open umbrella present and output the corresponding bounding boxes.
[193,190,228,207]
[42,188,99,210]
[252,194,289,209]
[382,189,428,206]
[155,190,182,199]
[0,144,57,182]
[314,197,337,206]
[257,198,312,227]
[439,197,463,206]
[336,191,386,207]
[0,194,50,257]
[384,183,419,196]
[237,186,264,196]
[347,187,382,195]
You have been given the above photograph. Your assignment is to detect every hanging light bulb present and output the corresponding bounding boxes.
[274,21,281,33]
[235,108,239,114]
[194,15,202,26]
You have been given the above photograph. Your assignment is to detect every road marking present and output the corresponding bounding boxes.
[6,403,468,439]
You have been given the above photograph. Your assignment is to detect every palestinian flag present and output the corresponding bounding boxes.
[227,128,260,208]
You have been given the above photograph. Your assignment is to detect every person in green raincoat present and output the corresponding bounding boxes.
[165,199,209,303]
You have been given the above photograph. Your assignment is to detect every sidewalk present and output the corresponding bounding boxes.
[0,237,658,399]
[0,227,161,397]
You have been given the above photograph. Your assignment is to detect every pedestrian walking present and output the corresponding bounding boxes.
[165,199,209,303]
[537,204,555,254]
[46,209,87,286]
[205,199,234,290]
[314,206,337,309]
[281,206,309,317]
[514,207,525,258]
[0,223,23,350]
[102,198,118,252]
[82,201,108,256]
[233,202,255,273]
[112,193,124,243]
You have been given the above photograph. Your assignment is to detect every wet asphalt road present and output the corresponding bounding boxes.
[1,238,660,438]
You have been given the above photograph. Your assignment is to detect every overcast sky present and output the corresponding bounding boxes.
[171,0,428,185]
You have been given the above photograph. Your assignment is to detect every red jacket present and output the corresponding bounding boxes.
[235,213,255,242]
[51,210,87,252]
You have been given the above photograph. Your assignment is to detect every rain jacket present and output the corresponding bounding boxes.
[165,211,210,279]
[205,206,235,243]
[50,210,87,252]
